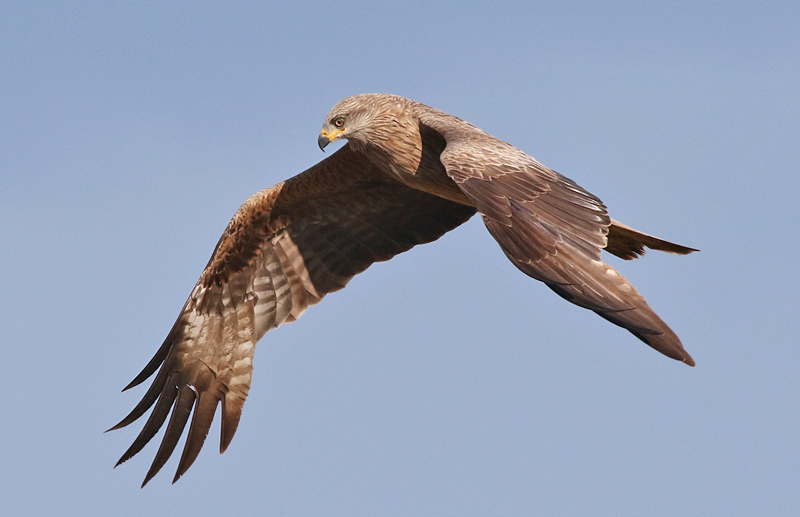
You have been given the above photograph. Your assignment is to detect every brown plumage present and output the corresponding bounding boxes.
[111,93,697,486]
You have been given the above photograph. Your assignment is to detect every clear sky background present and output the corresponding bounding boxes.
[2,1,799,515]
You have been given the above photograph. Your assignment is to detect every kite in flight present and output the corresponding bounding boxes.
[110,94,697,486]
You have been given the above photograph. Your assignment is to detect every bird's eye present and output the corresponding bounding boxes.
[333,117,345,128]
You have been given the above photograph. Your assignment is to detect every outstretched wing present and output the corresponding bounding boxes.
[424,122,695,366]
[110,143,476,486]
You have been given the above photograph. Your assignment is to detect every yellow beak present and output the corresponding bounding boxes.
[318,128,344,151]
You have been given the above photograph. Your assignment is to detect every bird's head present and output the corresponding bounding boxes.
[318,94,411,151]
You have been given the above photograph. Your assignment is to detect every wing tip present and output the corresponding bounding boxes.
[141,471,156,489]
[106,415,136,433]
[643,330,696,367]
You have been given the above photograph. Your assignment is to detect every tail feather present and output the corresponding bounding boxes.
[606,219,698,260]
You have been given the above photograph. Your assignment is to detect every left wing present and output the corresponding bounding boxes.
[110,144,476,486]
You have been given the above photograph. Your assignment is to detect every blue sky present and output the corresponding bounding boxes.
[2,1,799,515]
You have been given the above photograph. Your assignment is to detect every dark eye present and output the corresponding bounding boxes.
[333,117,345,128]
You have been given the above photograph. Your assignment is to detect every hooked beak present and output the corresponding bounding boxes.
[318,128,344,151]
[318,131,330,151]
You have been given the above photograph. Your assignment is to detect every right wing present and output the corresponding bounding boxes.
[425,122,695,366]
[109,143,476,486]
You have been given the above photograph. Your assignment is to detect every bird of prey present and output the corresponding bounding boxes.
[110,93,697,486]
